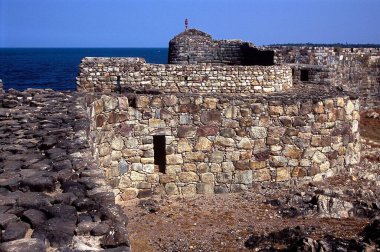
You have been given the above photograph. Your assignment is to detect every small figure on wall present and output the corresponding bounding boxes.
[185,18,188,31]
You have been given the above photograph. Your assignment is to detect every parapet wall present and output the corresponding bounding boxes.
[168,29,274,66]
[77,57,292,94]
[269,46,380,109]
[87,90,360,199]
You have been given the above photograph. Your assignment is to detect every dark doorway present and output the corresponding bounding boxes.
[116,76,121,93]
[300,70,309,82]
[153,135,166,173]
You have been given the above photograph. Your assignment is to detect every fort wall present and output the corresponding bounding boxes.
[269,46,380,109]
[168,29,274,66]
[87,91,360,199]
[77,58,292,94]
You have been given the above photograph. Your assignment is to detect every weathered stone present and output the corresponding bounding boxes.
[111,137,124,150]
[269,156,288,167]
[200,110,221,125]
[22,209,47,228]
[215,136,235,147]
[178,172,199,183]
[177,139,192,153]
[2,221,29,242]
[103,96,118,111]
[165,183,178,196]
[237,137,252,149]
[276,167,291,181]
[177,126,197,138]
[166,154,183,165]
[181,184,196,196]
[0,238,46,252]
[196,183,214,194]
[252,168,271,181]
[234,170,252,184]
[196,125,219,136]
[312,151,327,164]
[282,145,302,159]
[200,173,214,183]
[249,127,267,139]
[209,151,224,163]
[194,137,212,151]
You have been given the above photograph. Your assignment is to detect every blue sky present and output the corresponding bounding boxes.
[1,0,379,47]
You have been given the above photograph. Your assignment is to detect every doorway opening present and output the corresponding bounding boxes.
[153,135,166,173]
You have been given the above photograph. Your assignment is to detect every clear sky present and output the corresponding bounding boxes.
[1,0,379,48]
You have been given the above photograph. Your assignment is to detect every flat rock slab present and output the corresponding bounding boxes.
[0,89,130,251]
[0,238,46,252]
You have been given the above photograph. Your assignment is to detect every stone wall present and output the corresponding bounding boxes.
[87,90,360,199]
[168,29,274,66]
[268,46,380,109]
[0,79,4,93]
[77,57,292,94]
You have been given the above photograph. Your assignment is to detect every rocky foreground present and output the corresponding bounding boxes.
[0,89,130,251]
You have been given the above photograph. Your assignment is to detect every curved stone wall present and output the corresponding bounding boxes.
[168,29,274,66]
[77,57,292,94]
[87,90,360,199]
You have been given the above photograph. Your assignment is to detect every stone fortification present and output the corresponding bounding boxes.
[77,57,292,94]
[87,87,360,199]
[268,46,380,109]
[168,29,274,66]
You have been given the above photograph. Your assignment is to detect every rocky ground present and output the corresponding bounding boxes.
[125,110,380,252]
[0,89,130,251]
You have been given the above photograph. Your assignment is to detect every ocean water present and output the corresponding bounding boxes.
[0,48,168,91]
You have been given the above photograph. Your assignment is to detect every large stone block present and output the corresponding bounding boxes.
[179,172,199,183]
[196,183,214,194]
[234,170,252,185]
[194,137,212,151]
[215,136,235,147]
[200,110,221,125]
[249,127,267,139]
[166,154,184,165]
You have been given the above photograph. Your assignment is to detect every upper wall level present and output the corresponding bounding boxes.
[168,29,275,66]
[268,46,380,109]
[77,57,292,94]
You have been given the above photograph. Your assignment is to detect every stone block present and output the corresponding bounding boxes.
[179,172,199,183]
[252,169,271,181]
[181,184,196,196]
[121,188,139,200]
[234,170,252,185]
[103,96,118,111]
[183,152,205,162]
[177,139,192,153]
[209,151,224,163]
[249,127,267,139]
[159,174,176,184]
[200,173,214,183]
[177,126,197,138]
[215,136,235,147]
[250,161,266,170]
[200,110,221,125]
[276,167,291,181]
[237,137,252,149]
[165,183,179,196]
[166,154,183,165]
[165,165,181,174]
[196,183,214,194]
[111,137,124,151]
[194,137,212,151]
[130,171,146,181]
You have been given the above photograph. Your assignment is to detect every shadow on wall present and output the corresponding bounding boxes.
[240,44,275,66]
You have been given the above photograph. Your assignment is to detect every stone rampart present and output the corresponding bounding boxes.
[77,57,292,94]
[268,46,380,109]
[168,29,274,66]
[87,89,360,199]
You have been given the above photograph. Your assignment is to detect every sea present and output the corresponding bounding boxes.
[0,48,168,91]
